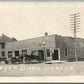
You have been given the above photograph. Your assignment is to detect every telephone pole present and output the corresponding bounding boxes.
[70,13,80,61]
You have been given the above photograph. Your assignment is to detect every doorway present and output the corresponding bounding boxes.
[38,50,44,60]
[52,49,60,60]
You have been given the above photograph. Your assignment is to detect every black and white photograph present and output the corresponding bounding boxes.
[0,1,84,82]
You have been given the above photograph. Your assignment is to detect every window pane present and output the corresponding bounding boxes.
[1,43,5,49]
[22,50,27,56]
[8,51,12,58]
[15,51,19,56]
[65,48,68,56]
[2,51,5,56]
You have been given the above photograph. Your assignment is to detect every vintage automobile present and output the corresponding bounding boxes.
[8,54,41,64]
[0,57,8,64]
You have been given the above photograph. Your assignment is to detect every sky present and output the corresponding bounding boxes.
[0,1,84,40]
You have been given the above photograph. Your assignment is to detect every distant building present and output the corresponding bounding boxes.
[0,34,17,58]
[1,33,84,61]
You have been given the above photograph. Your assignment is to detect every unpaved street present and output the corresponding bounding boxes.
[0,62,84,76]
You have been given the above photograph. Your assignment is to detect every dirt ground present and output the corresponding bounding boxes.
[0,62,84,76]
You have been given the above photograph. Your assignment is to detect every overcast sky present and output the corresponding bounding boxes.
[0,1,84,40]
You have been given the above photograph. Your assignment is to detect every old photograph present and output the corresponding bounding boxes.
[0,1,84,80]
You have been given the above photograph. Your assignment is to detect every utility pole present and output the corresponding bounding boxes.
[70,13,80,61]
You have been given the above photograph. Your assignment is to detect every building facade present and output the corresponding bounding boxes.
[1,34,84,62]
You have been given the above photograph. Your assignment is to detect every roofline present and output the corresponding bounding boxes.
[6,34,84,44]
[6,34,56,44]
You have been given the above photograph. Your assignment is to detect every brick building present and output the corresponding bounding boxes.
[1,34,84,62]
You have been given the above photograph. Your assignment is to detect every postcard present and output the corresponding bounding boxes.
[0,1,84,82]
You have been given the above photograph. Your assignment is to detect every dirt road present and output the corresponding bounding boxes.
[0,62,84,76]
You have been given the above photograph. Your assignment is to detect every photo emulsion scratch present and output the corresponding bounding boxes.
[0,1,84,77]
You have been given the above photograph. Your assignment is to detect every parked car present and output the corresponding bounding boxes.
[0,57,8,64]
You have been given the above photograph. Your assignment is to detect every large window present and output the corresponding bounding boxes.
[8,51,12,58]
[22,50,27,56]
[1,43,5,49]
[46,49,50,57]
[65,48,68,56]
[15,51,19,56]
[2,51,5,56]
